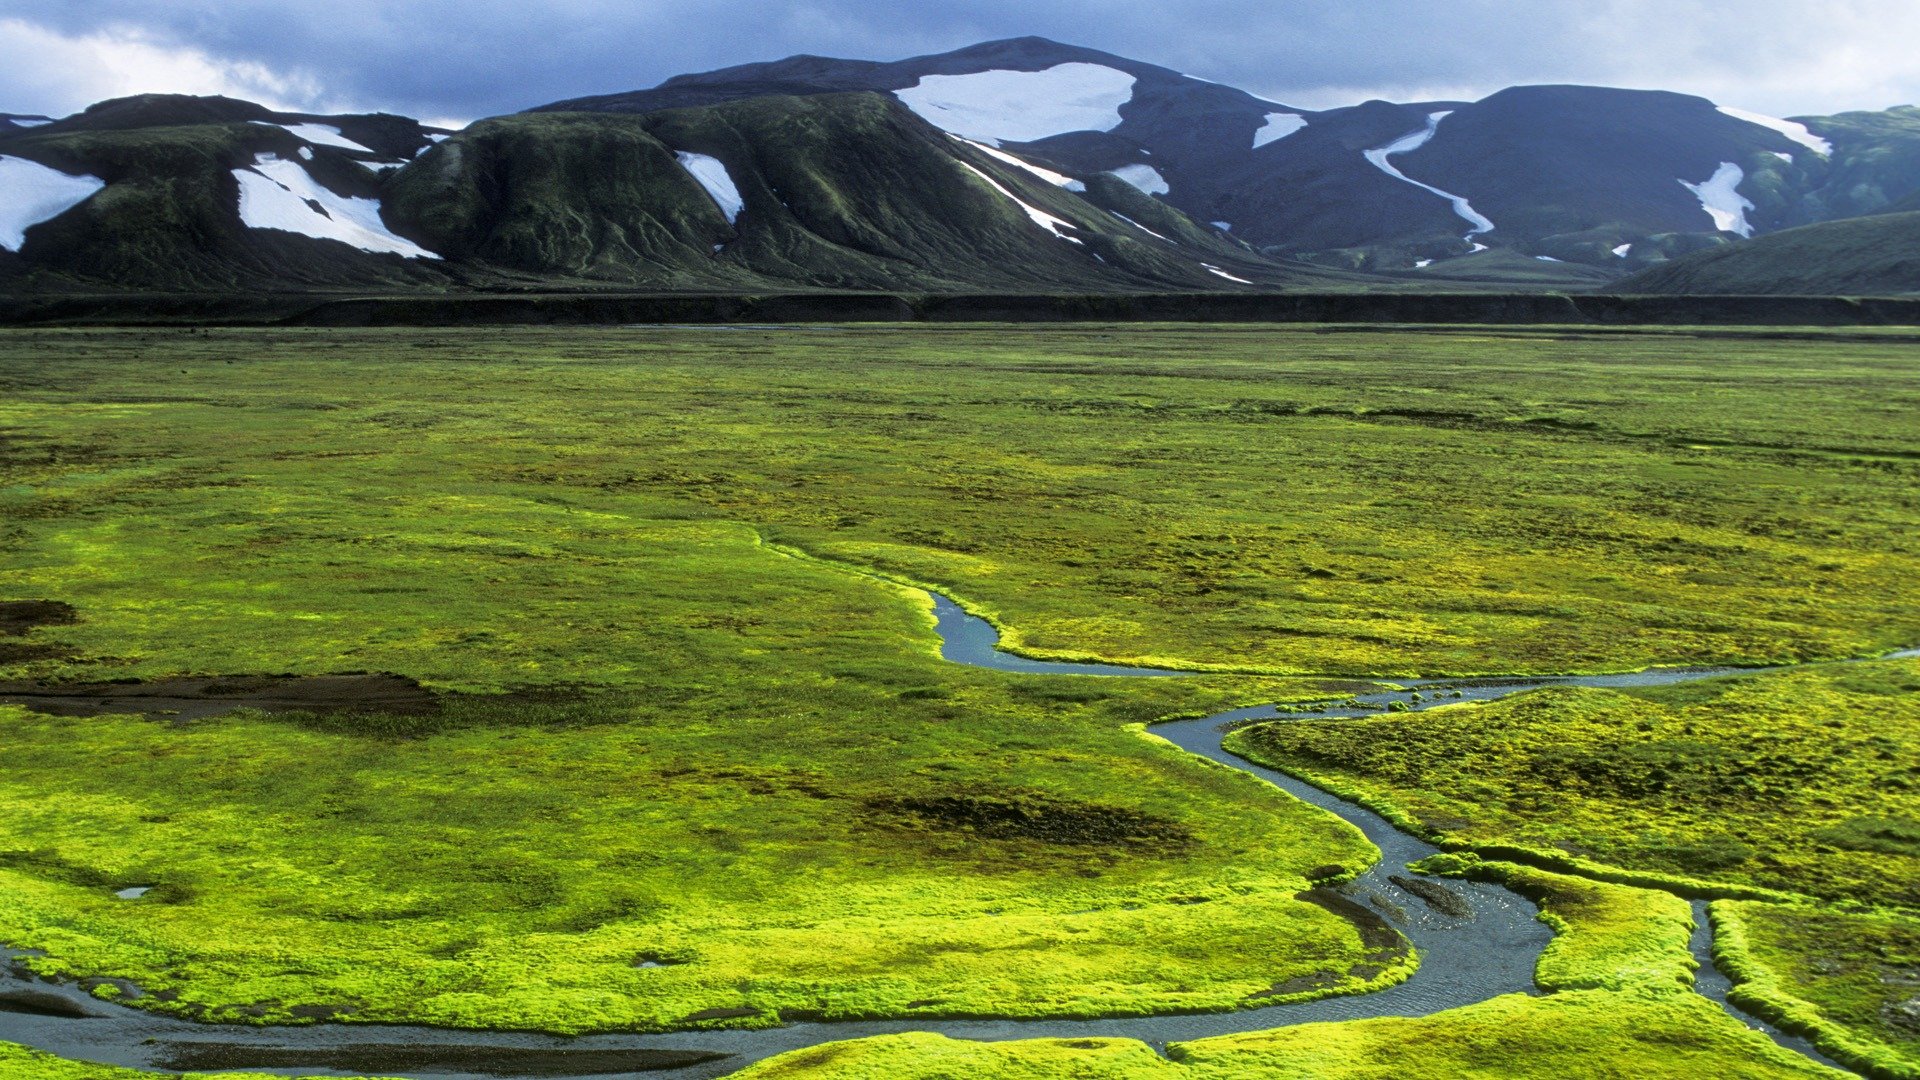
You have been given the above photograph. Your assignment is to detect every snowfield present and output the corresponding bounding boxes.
[1110,211,1171,242]
[958,138,1085,191]
[1680,162,1754,237]
[251,122,376,155]
[1716,106,1832,157]
[1364,111,1496,238]
[958,161,1082,243]
[675,152,745,224]
[1252,112,1307,148]
[895,64,1136,145]
[0,155,106,252]
[1108,163,1169,196]
[232,153,438,258]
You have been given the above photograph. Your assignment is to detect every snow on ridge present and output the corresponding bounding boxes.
[1201,263,1252,284]
[0,155,105,251]
[1363,111,1496,238]
[1716,106,1832,157]
[958,161,1082,244]
[1252,112,1307,149]
[1111,211,1171,242]
[675,152,744,224]
[957,137,1085,191]
[1679,162,1754,238]
[895,64,1136,146]
[232,153,438,259]
[1108,163,1169,196]
[251,121,375,155]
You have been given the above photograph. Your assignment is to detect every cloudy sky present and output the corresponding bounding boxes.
[2,1,1916,124]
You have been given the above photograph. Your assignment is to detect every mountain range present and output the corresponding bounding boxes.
[2,37,1917,297]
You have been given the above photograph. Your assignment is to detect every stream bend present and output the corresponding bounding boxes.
[6,592,1904,1078]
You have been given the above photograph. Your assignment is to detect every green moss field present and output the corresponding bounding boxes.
[0,323,1914,1077]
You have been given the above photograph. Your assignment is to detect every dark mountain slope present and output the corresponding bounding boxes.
[0,104,451,291]
[399,93,1303,291]
[1780,105,1920,223]
[1,90,1319,294]
[536,38,1920,282]
[1615,211,1920,296]
[1397,86,1805,241]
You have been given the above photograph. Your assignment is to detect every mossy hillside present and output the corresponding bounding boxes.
[1793,106,1920,222]
[1715,903,1920,1078]
[733,993,1841,1078]
[383,112,763,287]
[637,93,1297,291]
[1229,659,1920,904]
[1618,210,1920,296]
[1,122,445,292]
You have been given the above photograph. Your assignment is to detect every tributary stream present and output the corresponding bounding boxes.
[6,592,1906,1078]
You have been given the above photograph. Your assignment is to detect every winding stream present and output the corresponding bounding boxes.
[6,593,1908,1078]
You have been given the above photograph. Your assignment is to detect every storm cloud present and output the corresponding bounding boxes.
[2,0,1915,124]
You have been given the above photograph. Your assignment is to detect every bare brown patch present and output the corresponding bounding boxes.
[867,793,1193,852]
[0,674,438,721]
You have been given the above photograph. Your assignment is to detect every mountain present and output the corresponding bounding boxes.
[4,36,1918,298]
[1616,211,1920,296]
[0,90,1317,294]
[537,38,1920,277]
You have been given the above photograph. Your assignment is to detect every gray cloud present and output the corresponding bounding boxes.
[1,0,1915,122]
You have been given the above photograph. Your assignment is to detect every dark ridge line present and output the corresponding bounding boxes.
[4,291,1920,327]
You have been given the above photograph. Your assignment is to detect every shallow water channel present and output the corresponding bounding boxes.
[7,594,1905,1078]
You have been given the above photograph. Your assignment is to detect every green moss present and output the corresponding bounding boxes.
[0,322,1912,1047]
[1714,903,1920,1079]
[734,993,1841,1078]
[1414,855,1697,993]
[1230,661,1920,905]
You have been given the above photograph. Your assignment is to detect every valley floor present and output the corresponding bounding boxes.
[0,324,1914,1078]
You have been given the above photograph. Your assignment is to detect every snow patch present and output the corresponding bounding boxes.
[1211,221,1232,231]
[232,153,438,258]
[895,64,1136,145]
[1716,106,1832,157]
[675,152,744,224]
[1770,151,1794,164]
[0,155,105,251]
[957,137,1084,191]
[1108,163,1169,196]
[1111,211,1171,242]
[1679,162,1754,237]
[1612,243,1633,258]
[1534,256,1563,262]
[1201,263,1252,284]
[1252,112,1307,148]
[252,122,374,154]
[1414,259,1433,268]
[8,118,52,128]
[1364,111,1496,238]
[959,161,1082,243]
[1469,242,1489,253]
[298,146,314,161]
